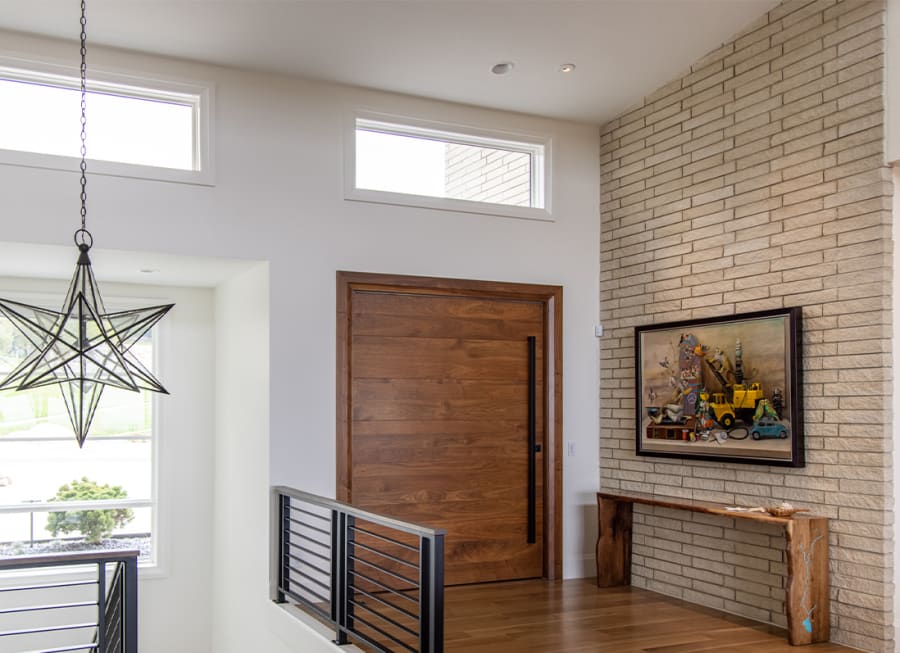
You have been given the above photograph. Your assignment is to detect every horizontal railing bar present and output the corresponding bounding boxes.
[338,624,410,653]
[288,542,331,564]
[289,506,331,523]
[0,579,97,593]
[288,520,331,537]
[350,598,419,639]
[284,583,330,608]
[298,588,330,607]
[350,555,418,587]
[287,530,331,552]
[19,645,97,653]
[351,525,420,553]
[283,585,330,611]
[349,570,419,606]
[288,553,329,575]
[287,565,331,593]
[350,613,418,653]
[0,622,96,637]
[351,540,419,570]
[287,532,331,552]
[287,520,331,538]
[288,542,331,559]
[285,590,332,622]
[350,583,419,621]
[0,600,96,615]
[0,499,151,515]
[274,487,445,538]
[0,549,140,570]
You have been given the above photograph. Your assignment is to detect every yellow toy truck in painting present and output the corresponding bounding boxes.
[704,383,764,428]
[732,382,764,415]
[706,392,737,428]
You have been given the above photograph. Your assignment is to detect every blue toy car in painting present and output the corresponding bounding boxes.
[750,416,788,440]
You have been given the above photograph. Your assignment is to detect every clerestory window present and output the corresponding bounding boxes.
[0,63,212,184]
[346,114,551,221]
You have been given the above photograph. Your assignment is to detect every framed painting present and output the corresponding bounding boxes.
[635,307,803,467]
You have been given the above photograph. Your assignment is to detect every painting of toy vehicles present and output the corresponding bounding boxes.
[635,307,803,467]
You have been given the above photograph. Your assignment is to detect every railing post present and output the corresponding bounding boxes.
[97,560,107,653]
[345,514,356,638]
[419,534,445,653]
[123,556,139,653]
[334,511,349,645]
[277,493,290,603]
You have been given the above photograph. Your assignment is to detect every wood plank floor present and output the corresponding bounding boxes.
[443,579,860,652]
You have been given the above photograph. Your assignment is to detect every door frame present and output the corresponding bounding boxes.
[336,270,563,580]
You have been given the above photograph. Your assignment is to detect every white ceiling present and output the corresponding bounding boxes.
[0,0,779,125]
[0,241,259,288]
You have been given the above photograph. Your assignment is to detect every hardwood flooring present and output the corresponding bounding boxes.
[443,579,859,652]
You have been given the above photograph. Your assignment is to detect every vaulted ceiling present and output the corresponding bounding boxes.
[0,1,779,125]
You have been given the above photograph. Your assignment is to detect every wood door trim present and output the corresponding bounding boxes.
[336,270,564,580]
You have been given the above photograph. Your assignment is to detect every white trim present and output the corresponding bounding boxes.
[344,110,553,222]
[0,498,152,513]
[0,56,215,186]
[150,323,163,572]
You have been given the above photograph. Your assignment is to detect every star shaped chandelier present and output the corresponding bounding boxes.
[0,0,173,447]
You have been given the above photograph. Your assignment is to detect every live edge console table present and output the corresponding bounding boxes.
[596,491,829,646]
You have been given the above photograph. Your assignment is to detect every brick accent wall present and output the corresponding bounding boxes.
[444,143,531,206]
[598,1,893,650]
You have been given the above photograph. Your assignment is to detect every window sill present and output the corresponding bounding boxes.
[0,148,215,187]
[0,556,159,586]
[345,187,553,222]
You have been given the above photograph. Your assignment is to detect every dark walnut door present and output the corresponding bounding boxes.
[340,283,546,585]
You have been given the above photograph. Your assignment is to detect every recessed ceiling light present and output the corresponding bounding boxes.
[491,62,514,75]
[140,268,160,274]
[559,63,576,73]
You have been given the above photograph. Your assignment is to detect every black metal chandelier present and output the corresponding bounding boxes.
[0,0,173,447]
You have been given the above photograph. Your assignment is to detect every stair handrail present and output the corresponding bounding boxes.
[271,486,445,653]
[0,548,138,653]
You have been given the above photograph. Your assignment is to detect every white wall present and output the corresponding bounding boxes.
[0,275,215,653]
[0,29,602,651]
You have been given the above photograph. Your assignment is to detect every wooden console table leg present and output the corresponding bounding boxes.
[596,496,633,587]
[785,517,829,645]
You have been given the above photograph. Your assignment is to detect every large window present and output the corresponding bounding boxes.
[0,303,156,563]
[347,114,550,221]
[0,63,212,184]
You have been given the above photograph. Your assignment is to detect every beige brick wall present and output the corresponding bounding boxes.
[444,143,531,206]
[598,1,893,650]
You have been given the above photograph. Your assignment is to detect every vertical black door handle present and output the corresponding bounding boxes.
[527,335,537,544]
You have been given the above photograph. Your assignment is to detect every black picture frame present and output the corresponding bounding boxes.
[635,307,803,467]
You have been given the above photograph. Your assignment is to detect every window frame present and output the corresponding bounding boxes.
[0,56,215,186]
[0,288,163,572]
[344,110,552,221]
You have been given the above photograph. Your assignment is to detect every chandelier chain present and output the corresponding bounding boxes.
[79,0,87,235]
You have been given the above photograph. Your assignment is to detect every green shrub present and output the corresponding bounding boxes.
[46,478,134,544]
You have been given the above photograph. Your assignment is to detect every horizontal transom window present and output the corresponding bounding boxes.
[0,63,212,184]
[347,115,550,221]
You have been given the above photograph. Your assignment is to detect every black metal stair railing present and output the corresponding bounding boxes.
[271,486,445,653]
[0,549,138,652]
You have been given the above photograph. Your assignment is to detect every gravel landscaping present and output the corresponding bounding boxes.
[0,534,151,560]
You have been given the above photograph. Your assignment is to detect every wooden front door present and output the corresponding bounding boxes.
[337,272,562,585]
